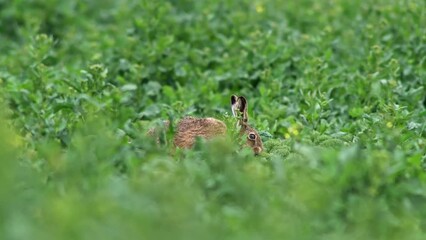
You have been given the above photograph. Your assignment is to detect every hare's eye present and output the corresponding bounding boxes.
[248,133,256,140]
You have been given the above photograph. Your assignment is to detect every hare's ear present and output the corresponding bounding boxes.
[238,96,248,123]
[231,95,240,117]
[231,95,249,122]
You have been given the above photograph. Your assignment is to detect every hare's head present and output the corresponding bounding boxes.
[231,95,263,155]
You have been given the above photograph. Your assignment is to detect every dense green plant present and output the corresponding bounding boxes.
[1,0,425,239]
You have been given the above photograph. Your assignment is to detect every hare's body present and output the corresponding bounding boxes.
[174,117,226,148]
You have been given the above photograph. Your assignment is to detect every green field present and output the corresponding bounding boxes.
[1,0,426,239]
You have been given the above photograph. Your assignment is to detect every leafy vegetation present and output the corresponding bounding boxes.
[1,0,426,239]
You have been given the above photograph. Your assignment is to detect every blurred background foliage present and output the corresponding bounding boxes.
[0,0,426,239]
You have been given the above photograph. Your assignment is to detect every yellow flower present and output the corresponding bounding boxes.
[284,133,291,139]
[386,122,393,128]
[292,129,299,136]
[288,124,300,136]
[256,4,264,13]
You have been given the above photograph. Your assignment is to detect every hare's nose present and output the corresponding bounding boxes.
[253,147,262,155]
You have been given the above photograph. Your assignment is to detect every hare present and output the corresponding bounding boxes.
[148,95,263,155]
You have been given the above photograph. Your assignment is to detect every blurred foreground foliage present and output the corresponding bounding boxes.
[1,0,426,239]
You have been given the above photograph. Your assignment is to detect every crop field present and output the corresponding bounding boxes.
[1,0,426,239]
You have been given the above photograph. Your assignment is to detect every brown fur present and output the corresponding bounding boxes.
[174,117,227,148]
